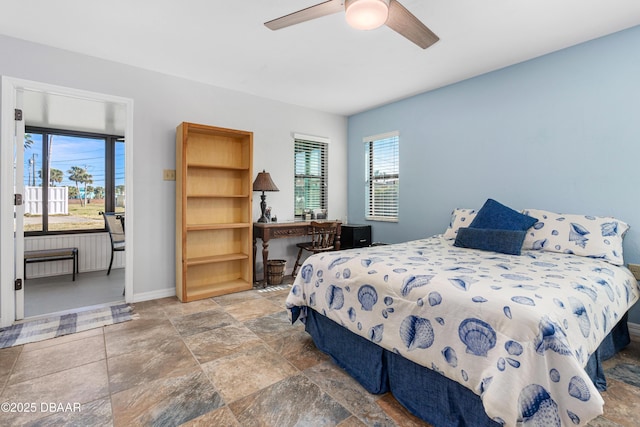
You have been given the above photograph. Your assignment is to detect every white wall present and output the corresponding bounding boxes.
[0,34,347,298]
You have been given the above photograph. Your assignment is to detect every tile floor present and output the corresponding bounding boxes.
[1,281,639,426]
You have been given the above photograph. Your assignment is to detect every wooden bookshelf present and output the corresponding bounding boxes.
[176,122,253,301]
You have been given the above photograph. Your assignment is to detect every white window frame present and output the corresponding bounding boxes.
[365,131,399,222]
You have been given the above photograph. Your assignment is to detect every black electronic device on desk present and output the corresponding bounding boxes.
[340,224,372,249]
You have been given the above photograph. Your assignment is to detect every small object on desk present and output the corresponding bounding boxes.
[314,209,327,220]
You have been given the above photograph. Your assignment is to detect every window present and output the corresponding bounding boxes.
[365,131,399,222]
[24,127,124,234]
[294,135,328,218]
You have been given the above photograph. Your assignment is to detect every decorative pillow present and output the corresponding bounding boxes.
[470,199,538,231]
[521,208,630,266]
[454,228,527,256]
[443,208,478,240]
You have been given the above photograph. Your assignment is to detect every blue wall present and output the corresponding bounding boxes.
[347,25,640,322]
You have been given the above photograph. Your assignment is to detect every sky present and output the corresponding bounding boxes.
[23,133,124,192]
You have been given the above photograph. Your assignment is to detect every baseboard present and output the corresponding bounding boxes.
[132,287,175,303]
[628,321,640,340]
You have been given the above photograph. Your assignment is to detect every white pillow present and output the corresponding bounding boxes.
[443,208,478,240]
[521,208,629,266]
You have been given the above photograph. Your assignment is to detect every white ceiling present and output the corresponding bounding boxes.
[2,0,640,116]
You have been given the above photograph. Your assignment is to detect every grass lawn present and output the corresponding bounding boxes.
[24,201,124,232]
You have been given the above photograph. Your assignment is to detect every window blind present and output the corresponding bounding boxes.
[365,132,399,222]
[294,138,327,217]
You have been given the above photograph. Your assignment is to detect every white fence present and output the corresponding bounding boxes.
[24,186,68,215]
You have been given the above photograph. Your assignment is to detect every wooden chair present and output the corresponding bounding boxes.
[292,221,339,277]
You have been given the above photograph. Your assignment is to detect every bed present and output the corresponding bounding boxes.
[285,201,639,427]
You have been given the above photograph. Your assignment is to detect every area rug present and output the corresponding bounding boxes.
[0,303,136,349]
[257,284,292,293]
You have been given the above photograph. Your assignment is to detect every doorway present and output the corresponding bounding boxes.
[0,77,134,326]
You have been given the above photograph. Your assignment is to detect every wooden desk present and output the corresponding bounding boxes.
[253,221,341,285]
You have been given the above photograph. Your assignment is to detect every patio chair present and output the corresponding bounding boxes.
[101,212,125,275]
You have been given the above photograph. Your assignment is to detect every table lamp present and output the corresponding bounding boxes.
[253,170,279,223]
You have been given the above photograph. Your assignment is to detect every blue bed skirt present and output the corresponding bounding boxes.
[303,308,630,427]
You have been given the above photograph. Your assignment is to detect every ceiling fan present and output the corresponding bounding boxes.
[264,0,439,49]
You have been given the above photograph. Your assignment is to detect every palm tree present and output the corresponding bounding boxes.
[67,186,79,199]
[67,166,86,204]
[80,172,93,207]
[24,133,34,149]
[93,186,105,199]
[49,168,63,186]
[37,168,64,187]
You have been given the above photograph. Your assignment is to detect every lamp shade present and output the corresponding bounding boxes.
[253,170,279,192]
[345,0,390,31]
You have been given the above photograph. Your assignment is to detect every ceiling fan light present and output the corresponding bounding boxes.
[345,0,390,31]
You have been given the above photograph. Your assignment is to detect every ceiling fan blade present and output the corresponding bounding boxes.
[385,0,439,49]
[265,0,344,30]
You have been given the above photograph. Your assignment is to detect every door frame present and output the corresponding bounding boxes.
[0,76,135,327]
[13,89,25,319]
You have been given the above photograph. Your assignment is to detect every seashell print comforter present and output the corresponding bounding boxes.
[285,235,639,427]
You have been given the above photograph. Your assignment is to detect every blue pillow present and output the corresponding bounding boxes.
[470,199,537,231]
[454,228,527,255]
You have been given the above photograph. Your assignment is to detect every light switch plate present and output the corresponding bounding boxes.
[163,169,176,181]
[628,263,640,281]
